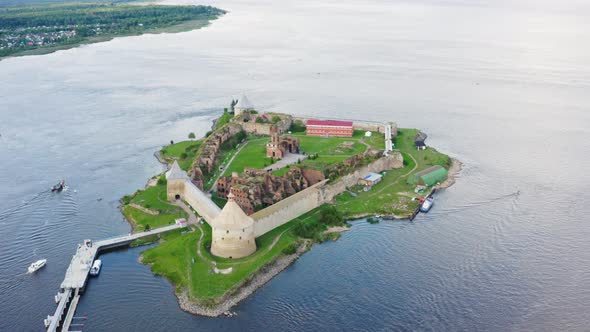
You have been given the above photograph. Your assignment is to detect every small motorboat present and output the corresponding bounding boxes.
[51,180,65,192]
[89,259,102,276]
[28,259,47,274]
[420,197,434,213]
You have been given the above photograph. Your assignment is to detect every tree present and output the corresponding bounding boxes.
[271,115,281,124]
[188,132,196,139]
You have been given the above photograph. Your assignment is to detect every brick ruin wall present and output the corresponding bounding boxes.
[250,152,404,237]
[240,118,292,136]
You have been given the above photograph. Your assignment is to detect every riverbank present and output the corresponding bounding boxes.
[0,3,224,60]
[177,239,312,317]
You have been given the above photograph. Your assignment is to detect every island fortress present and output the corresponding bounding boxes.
[166,152,403,258]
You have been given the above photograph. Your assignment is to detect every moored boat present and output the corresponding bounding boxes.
[51,180,65,192]
[28,259,47,274]
[419,197,434,213]
[89,259,102,276]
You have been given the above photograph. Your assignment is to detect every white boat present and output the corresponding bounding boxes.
[89,259,102,276]
[28,259,47,274]
[420,197,434,213]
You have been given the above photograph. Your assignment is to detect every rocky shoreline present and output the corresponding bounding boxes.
[436,158,463,189]
[176,240,311,317]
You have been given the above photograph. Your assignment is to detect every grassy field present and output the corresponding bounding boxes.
[122,182,188,231]
[213,111,233,131]
[334,128,451,217]
[224,133,372,177]
[160,140,203,171]
[221,138,271,176]
[143,216,300,301]
[140,206,335,303]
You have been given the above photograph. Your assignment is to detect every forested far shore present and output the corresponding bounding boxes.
[0,0,141,8]
[0,2,225,58]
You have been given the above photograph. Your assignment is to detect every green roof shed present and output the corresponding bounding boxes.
[409,165,448,186]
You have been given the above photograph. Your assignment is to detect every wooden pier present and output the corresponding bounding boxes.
[45,223,187,332]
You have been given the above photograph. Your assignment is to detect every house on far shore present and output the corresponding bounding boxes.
[306,119,353,137]
[359,172,383,187]
[234,94,255,116]
[415,131,428,150]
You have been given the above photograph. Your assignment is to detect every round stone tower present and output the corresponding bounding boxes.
[234,94,254,117]
[166,160,188,201]
[211,193,257,259]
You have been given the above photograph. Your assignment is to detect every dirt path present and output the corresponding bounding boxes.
[170,200,207,261]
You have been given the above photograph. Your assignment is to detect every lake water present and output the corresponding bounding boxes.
[1,0,589,330]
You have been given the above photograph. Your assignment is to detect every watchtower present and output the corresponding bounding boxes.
[166,161,189,201]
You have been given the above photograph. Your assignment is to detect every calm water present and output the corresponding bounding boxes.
[1,0,590,330]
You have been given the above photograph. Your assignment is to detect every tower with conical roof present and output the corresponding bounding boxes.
[234,94,254,117]
[166,160,189,201]
[211,192,257,258]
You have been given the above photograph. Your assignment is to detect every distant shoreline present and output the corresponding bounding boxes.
[0,3,224,61]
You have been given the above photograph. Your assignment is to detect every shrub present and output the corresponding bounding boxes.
[319,205,343,226]
[366,217,379,224]
[157,175,167,186]
[180,152,188,159]
[290,120,306,133]
[282,243,297,255]
[255,117,265,124]
[121,195,132,205]
[271,115,281,124]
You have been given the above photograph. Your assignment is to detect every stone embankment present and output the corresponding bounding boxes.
[177,240,311,317]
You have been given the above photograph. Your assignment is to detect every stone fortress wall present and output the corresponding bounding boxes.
[250,152,403,237]
[251,180,328,237]
[322,152,404,202]
[168,152,404,258]
[239,113,292,136]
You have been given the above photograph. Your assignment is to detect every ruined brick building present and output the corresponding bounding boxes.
[216,167,323,215]
[266,125,300,158]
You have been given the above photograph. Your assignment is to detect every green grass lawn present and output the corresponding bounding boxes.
[130,183,177,212]
[123,183,188,231]
[363,131,386,149]
[142,217,301,302]
[333,128,451,217]
[122,205,186,231]
[222,138,272,176]
[140,205,335,303]
[160,140,203,171]
[214,111,233,130]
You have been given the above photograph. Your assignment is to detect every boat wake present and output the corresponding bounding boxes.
[433,189,521,215]
[0,190,50,225]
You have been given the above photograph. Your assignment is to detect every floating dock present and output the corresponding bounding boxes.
[45,223,186,332]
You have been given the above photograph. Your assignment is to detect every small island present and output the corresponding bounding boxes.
[120,95,461,316]
[0,2,225,59]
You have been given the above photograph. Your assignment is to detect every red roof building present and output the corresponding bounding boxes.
[306,119,354,137]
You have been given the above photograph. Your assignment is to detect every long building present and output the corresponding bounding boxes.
[306,119,353,137]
